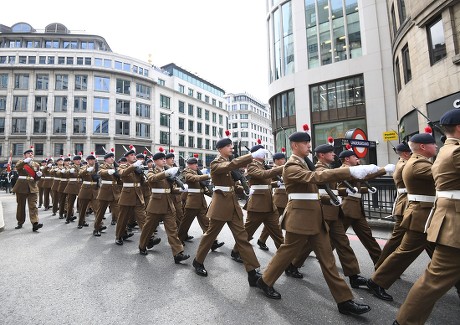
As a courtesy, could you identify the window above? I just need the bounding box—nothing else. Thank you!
[14,74,29,89]
[188,120,194,132]
[13,143,24,156]
[241,131,249,137]
[19,56,27,64]
[74,143,84,155]
[115,120,130,135]
[157,79,165,86]
[0,96,6,111]
[179,134,185,147]
[401,44,412,83]
[212,126,217,137]
[197,138,203,149]
[212,112,217,123]
[136,103,150,118]
[94,76,110,92]
[241,122,249,128]
[95,144,106,156]
[188,136,195,148]
[36,74,49,90]
[197,122,202,134]
[13,96,28,111]
[28,56,36,64]
[54,143,64,156]
[33,143,44,156]
[205,95,209,103]
[35,96,47,112]
[33,118,46,134]
[219,115,223,125]
[116,99,130,115]
[179,117,185,130]
[160,113,170,127]
[188,104,194,116]
[390,4,398,37]
[55,74,68,90]
[205,124,210,135]
[212,99,216,106]
[73,118,86,134]
[53,118,66,134]
[0,74,8,89]
[116,79,130,94]
[0,118,4,134]
[75,75,88,90]
[66,57,74,65]
[398,0,406,23]
[205,139,210,150]
[160,94,171,109]
[188,88,194,96]
[178,100,185,113]
[93,119,109,134]
[428,18,447,65]
[74,97,87,112]
[160,131,169,145]
[77,57,84,65]
[178,84,185,93]
[136,84,151,99]
[240,114,249,119]
[197,92,202,100]
[205,110,210,121]
[395,58,401,92]
[94,97,109,113]
[197,107,202,118]
[54,96,68,112]
[136,123,150,138]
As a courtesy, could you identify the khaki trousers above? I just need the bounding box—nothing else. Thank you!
[94,199,119,230]
[116,203,146,240]
[342,216,382,264]
[178,207,209,242]
[259,207,285,243]
[16,192,39,225]
[375,215,405,270]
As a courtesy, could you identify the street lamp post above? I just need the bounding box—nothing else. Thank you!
[168,111,174,152]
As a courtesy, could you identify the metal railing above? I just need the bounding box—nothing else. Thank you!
[361,176,396,221]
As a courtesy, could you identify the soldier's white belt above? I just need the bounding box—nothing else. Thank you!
[82,181,97,185]
[397,188,407,194]
[347,192,362,198]
[48,177,54,180]
[18,176,33,180]
[407,194,436,203]
[61,178,69,182]
[288,193,319,200]
[101,180,117,185]
[123,183,140,188]
[68,178,79,182]
[151,188,171,193]
[54,178,62,181]
[214,186,233,192]
[436,190,460,200]
[250,185,271,190]
[187,188,203,193]
[318,189,338,195]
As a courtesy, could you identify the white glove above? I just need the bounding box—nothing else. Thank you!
[384,164,395,174]
[86,167,94,172]
[249,188,255,196]
[69,168,75,173]
[276,180,283,187]
[165,166,179,176]
[107,169,116,175]
[251,148,268,160]
[36,171,43,177]
[349,165,378,179]
[47,163,53,168]
[335,196,343,205]
[180,183,189,192]
[133,160,143,167]
[24,158,32,163]
[346,187,359,195]
[60,168,67,173]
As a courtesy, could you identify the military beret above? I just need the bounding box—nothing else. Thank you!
[56,157,63,162]
[23,149,33,155]
[216,138,232,149]
[41,159,47,163]
[104,152,114,159]
[118,157,127,163]
[135,153,145,159]
[145,158,153,164]
[187,157,198,164]
[73,155,82,160]
[409,133,436,144]
[272,152,286,161]
[288,132,311,142]
[395,142,411,153]
[64,157,71,162]
[152,152,166,160]
[165,153,175,159]
[338,150,357,159]
[250,144,264,153]
[86,154,96,160]
[314,144,335,154]
[124,149,135,157]
[440,109,460,126]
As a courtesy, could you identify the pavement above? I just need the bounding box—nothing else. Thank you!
[0,191,458,325]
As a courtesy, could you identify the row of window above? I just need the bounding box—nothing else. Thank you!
[177,83,223,109]
[176,101,225,124]
[158,131,215,150]
[228,104,270,118]
[232,131,271,144]
[231,122,270,134]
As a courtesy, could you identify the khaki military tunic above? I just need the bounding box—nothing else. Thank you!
[13,159,40,225]
[94,162,121,230]
[77,164,100,227]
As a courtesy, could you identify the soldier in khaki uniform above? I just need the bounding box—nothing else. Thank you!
[41,158,54,211]
[256,131,380,315]
[115,148,146,245]
[230,143,284,263]
[338,150,386,265]
[57,157,71,219]
[37,159,47,208]
[77,154,100,229]
[396,109,460,324]
[13,147,43,231]
[177,156,224,251]
[165,152,187,233]
[51,157,64,216]
[64,155,82,224]
[139,151,189,264]
[375,142,411,269]
[93,151,120,236]
[192,134,264,287]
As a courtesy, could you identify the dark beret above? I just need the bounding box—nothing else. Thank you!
[395,142,411,153]
[440,109,460,126]
[272,152,286,161]
[41,159,47,163]
[338,150,357,159]
[135,153,145,159]
[64,157,71,162]
[145,158,153,164]
[124,149,135,157]
[409,133,436,144]
[23,149,33,155]
[118,157,127,163]
[72,155,82,160]
[104,152,115,159]
[187,157,198,164]
[86,154,96,160]
[152,152,166,160]
[56,157,63,162]
[314,144,335,154]
[216,137,232,149]
[165,153,175,159]
[288,132,311,142]
[250,145,264,153]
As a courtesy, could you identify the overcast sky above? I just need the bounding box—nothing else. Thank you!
[3,0,269,102]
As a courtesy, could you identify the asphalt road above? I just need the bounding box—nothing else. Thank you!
[0,192,458,325]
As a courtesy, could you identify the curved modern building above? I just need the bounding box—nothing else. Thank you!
[0,22,228,167]
[266,0,398,164]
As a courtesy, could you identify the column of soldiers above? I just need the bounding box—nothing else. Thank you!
[12,109,460,323]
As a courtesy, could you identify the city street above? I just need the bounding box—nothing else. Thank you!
[0,192,458,325]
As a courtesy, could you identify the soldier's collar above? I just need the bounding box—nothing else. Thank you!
[291,154,307,166]
[217,154,229,161]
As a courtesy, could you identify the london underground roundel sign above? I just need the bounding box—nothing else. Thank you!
[344,128,369,159]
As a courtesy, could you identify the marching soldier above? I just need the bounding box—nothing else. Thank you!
[93,150,120,236]
[165,151,187,234]
[177,156,224,251]
[13,147,43,232]
[37,159,47,208]
[192,132,264,287]
[396,109,460,324]
[375,142,412,269]
[77,153,100,229]
[138,151,189,264]
[64,154,83,224]
[41,158,54,211]
[256,129,380,315]
[51,157,63,216]
[230,142,284,263]
[57,156,71,219]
